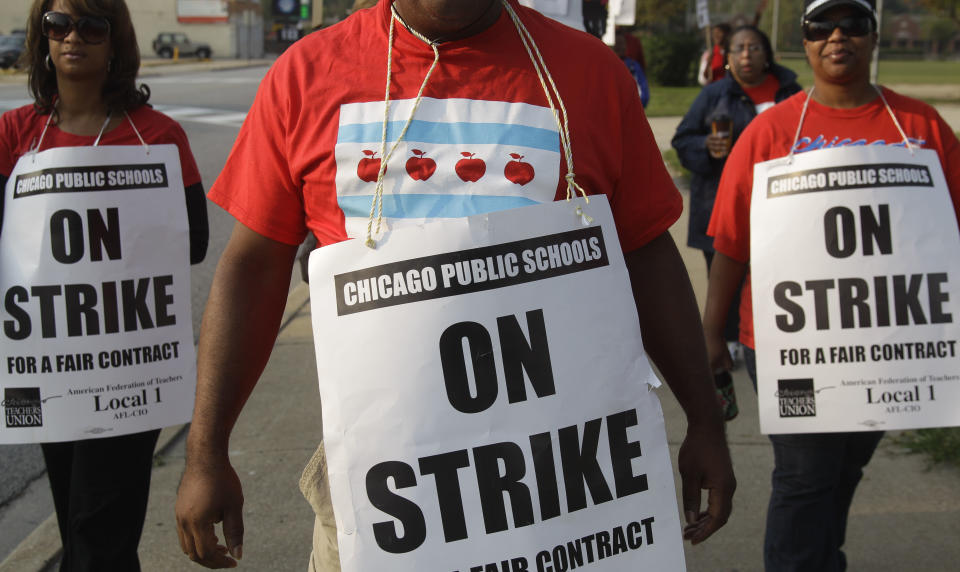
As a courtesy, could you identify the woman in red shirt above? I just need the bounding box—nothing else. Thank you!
[1,1,207,569]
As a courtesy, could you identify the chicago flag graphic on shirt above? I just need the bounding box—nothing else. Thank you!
[334,97,561,238]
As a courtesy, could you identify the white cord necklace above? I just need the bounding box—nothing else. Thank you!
[32,103,149,161]
[788,84,915,163]
[365,0,589,248]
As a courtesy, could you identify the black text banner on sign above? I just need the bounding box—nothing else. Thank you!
[334,226,609,315]
[0,145,196,444]
[13,163,170,197]
[750,146,960,434]
[309,197,686,571]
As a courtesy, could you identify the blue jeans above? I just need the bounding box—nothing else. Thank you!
[744,347,884,572]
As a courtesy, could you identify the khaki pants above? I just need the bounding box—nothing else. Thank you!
[300,442,340,571]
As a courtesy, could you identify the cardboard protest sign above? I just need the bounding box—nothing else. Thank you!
[751,145,960,434]
[308,196,685,571]
[0,145,196,443]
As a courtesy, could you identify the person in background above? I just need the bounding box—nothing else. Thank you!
[698,23,730,86]
[582,0,608,39]
[614,28,650,108]
[698,1,768,86]
[619,25,645,70]
[672,25,801,419]
[704,0,960,569]
[0,0,208,569]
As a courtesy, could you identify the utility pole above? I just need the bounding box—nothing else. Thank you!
[870,0,884,84]
[771,0,780,56]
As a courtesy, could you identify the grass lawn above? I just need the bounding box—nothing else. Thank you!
[645,86,701,118]
[779,57,960,89]
[645,58,960,117]
[894,428,960,469]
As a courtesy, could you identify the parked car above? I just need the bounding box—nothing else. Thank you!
[151,32,212,59]
[0,34,25,70]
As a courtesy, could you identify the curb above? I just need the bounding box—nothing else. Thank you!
[0,282,311,572]
[0,58,274,85]
[0,515,59,572]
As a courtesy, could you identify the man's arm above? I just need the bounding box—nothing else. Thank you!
[624,231,736,544]
[175,222,299,569]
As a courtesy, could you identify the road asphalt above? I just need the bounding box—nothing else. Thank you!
[1,58,959,571]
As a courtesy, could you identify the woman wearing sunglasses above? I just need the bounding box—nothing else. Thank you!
[704,0,960,570]
[0,1,208,570]
[672,25,802,421]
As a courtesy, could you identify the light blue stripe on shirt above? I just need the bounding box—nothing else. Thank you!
[338,120,560,153]
[338,194,542,219]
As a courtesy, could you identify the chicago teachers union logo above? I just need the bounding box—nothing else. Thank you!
[4,387,44,428]
[777,378,817,418]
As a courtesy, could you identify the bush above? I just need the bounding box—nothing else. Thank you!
[879,47,927,60]
[894,427,960,468]
[644,33,703,87]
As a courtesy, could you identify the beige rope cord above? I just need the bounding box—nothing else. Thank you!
[500,0,588,206]
[788,85,915,163]
[32,104,149,163]
[365,5,440,248]
[364,0,590,248]
[872,85,916,154]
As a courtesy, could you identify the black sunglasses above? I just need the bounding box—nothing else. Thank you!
[42,11,111,45]
[803,16,872,42]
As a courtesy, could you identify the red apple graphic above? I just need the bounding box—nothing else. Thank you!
[357,150,382,182]
[455,152,486,182]
[504,153,535,186]
[405,149,437,181]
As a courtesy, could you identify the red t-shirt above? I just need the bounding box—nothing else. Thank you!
[708,88,960,348]
[742,74,780,113]
[709,45,726,83]
[209,0,680,252]
[0,104,201,186]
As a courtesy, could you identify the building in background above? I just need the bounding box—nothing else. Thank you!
[0,0,268,59]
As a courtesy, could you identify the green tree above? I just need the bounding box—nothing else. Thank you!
[634,0,687,31]
[930,18,958,55]
[919,0,960,26]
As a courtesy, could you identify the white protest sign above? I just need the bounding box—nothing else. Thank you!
[696,0,710,29]
[518,0,585,31]
[614,0,637,26]
[308,197,685,571]
[519,0,570,17]
[0,145,196,443]
[751,145,960,434]
[601,0,637,45]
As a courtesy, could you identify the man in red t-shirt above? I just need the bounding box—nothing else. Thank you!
[174,1,735,568]
[705,0,960,570]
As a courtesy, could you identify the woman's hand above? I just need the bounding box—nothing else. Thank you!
[706,133,731,159]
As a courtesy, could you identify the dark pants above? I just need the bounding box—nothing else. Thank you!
[582,1,607,39]
[744,348,883,572]
[41,429,160,572]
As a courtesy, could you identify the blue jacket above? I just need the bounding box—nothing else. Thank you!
[671,64,801,251]
[623,57,650,108]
